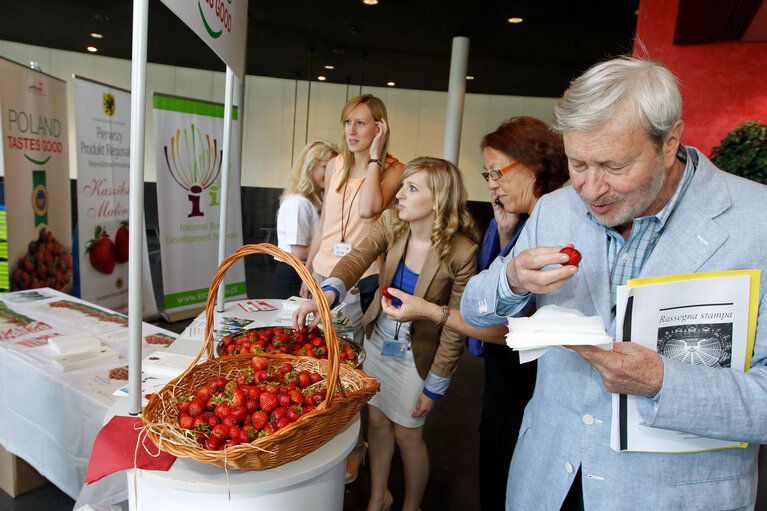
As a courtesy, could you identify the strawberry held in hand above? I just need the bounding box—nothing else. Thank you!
[559,246,582,266]
[86,225,116,274]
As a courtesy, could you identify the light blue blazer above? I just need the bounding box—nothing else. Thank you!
[461,148,767,510]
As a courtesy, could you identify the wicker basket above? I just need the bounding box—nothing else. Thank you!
[141,243,379,470]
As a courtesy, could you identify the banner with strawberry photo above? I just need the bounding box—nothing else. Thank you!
[73,77,157,316]
[0,57,73,294]
[152,93,246,315]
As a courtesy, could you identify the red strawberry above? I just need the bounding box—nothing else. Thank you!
[179,415,194,429]
[207,376,228,393]
[86,225,116,274]
[230,406,247,423]
[251,411,269,430]
[245,399,259,413]
[310,372,323,384]
[212,424,229,442]
[114,221,129,263]
[252,356,269,371]
[287,406,302,422]
[559,246,582,266]
[214,403,232,419]
[274,416,291,430]
[187,399,205,417]
[259,392,279,413]
[204,437,222,451]
[230,389,246,408]
[382,286,392,299]
[278,394,292,408]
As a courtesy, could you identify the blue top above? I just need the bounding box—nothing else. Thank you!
[467,215,526,356]
[388,258,418,307]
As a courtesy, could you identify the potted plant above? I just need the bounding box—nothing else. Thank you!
[710,120,767,184]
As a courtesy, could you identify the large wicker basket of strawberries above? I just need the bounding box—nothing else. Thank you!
[141,244,379,470]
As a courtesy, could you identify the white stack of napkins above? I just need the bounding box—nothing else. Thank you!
[506,305,613,363]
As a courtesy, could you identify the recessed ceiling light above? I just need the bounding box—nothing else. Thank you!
[363,0,379,4]
[318,75,327,81]
[90,33,103,39]
[466,75,475,80]
[324,65,335,70]
[507,17,524,24]
[387,81,395,87]
[87,46,98,53]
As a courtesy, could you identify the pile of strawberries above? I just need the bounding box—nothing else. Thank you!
[216,327,359,367]
[10,228,72,291]
[176,356,327,451]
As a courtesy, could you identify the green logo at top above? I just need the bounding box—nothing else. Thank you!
[198,0,234,39]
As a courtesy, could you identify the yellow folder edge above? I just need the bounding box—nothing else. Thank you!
[626,269,761,452]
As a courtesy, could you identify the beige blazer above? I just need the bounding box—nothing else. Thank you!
[329,209,478,379]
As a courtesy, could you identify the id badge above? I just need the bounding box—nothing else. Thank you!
[333,241,352,257]
[381,339,407,358]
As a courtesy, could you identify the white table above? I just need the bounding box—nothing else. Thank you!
[0,288,177,501]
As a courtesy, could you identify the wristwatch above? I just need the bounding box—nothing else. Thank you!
[368,158,383,167]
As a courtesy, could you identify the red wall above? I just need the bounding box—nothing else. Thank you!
[636,0,767,155]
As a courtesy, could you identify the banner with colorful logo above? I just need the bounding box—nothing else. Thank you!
[73,76,158,316]
[160,0,248,80]
[0,57,72,294]
[152,93,246,314]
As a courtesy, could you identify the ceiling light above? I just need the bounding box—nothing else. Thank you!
[318,75,327,81]
[466,75,475,80]
[87,46,98,53]
[507,17,524,24]
[363,0,379,4]
[324,65,335,70]
[90,33,103,39]
[387,81,395,87]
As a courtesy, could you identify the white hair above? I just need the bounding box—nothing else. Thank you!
[552,57,682,148]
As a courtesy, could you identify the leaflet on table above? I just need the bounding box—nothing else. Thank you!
[114,376,174,407]
[610,270,759,453]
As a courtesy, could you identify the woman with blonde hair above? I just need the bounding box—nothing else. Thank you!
[295,157,479,511]
[301,94,404,315]
[273,139,338,298]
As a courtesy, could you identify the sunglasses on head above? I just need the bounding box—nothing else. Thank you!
[481,161,519,181]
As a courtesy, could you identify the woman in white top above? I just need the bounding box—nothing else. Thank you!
[274,139,338,299]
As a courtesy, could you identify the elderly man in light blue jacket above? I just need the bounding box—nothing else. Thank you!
[461,56,767,511]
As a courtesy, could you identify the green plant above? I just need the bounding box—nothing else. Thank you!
[710,120,767,184]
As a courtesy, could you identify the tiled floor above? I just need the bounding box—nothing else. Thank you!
[1,264,766,510]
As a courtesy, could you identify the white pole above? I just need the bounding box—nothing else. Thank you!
[216,66,235,312]
[443,36,470,165]
[128,0,149,416]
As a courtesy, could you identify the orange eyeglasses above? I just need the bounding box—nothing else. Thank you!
[481,161,519,181]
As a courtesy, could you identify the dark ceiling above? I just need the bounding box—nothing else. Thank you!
[2,1,644,97]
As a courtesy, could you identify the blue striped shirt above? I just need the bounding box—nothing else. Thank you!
[601,147,696,306]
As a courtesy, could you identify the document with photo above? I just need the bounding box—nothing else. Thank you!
[611,270,760,453]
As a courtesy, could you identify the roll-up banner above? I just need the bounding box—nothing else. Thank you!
[152,93,246,315]
[73,76,158,317]
[0,57,72,294]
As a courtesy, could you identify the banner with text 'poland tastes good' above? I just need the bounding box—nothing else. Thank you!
[152,93,246,314]
[73,77,157,315]
[0,57,72,294]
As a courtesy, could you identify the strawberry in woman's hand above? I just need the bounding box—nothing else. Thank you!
[559,247,582,266]
[382,286,392,299]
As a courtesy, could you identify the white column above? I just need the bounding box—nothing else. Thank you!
[127,0,149,416]
[443,36,470,165]
[216,67,236,312]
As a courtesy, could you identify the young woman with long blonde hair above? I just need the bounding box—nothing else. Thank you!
[295,157,479,511]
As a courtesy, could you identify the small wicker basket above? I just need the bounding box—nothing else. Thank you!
[141,244,379,470]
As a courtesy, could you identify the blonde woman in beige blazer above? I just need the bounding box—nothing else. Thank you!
[295,157,478,511]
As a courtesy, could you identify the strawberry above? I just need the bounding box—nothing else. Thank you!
[228,425,242,441]
[204,437,222,451]
[214,403,232,419]
[245,398,259,413]
[278,394,292,408]
[287,406,302,422]
[251,411,269,430]
[382,286,392,299]
[187,399,205,417]
[251,356,269,371]
[259,392,279,413]
[231,406,247,423]
[86,225,116,274]
[230,389,246,408]
[274,416,291,430]
[310,372,323,384]
[207,376,228,394]
[559,246,582,266]
[114,221,129,263]
[179,415,194,429]
[212,424,229,442]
